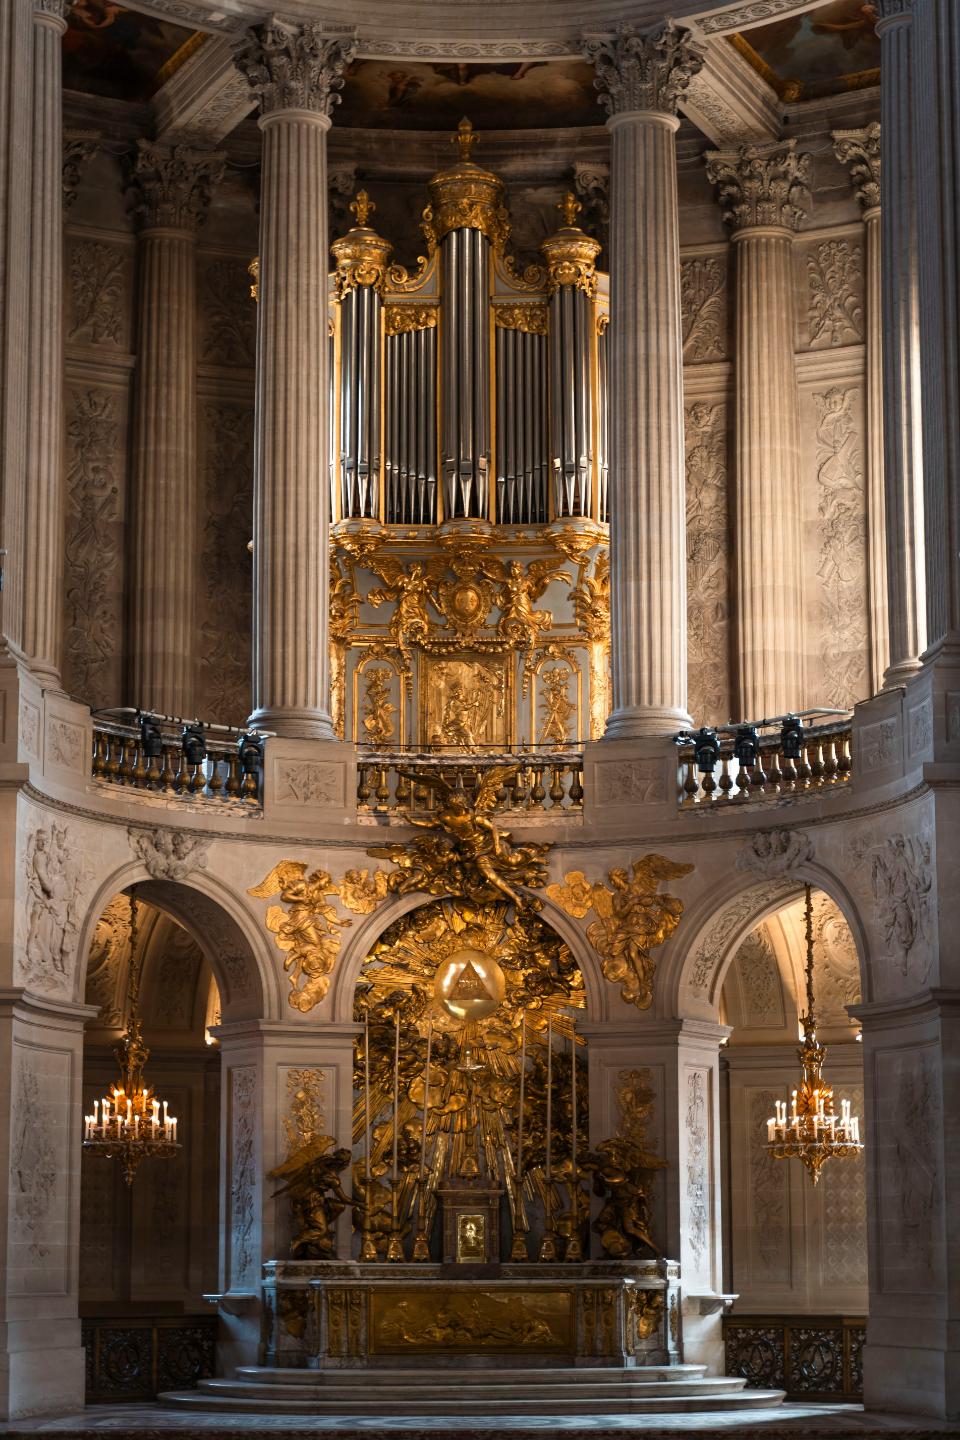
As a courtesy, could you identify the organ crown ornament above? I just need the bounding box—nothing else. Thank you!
[765,885,863,1185]
[234,20,357,118]
[125,139,225,232]
[705,141,812,234]
[332,189,394,298]
[540,191,602,297]
[582,20,705,119]
[422,117,510,252]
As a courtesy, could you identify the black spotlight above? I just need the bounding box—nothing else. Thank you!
[733,724,759,768]
[694,727,720,774]
[182,724,207,766]
[781,713,805,761]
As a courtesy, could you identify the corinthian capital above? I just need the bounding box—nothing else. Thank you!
[63,130,99,212]
[874,0,914,20]
[833,123,881,213]
[126,140,225,232]
[234,20,357,118]
[582,20,705,118]
[705,141,812,233]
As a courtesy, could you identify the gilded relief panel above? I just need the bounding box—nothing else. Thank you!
[421,653,511,749]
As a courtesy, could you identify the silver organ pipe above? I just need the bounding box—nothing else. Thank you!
[441,226,491,518]
[385,314,438,525]
[542,196,601,519]
[598,318,610,523]
[495,315,548,524]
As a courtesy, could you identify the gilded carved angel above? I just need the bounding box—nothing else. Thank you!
[248,860,350,1012]
[496,558,569,651]
[369,766,549,910]
[269,1135,353,1259]
[367,556,444,662]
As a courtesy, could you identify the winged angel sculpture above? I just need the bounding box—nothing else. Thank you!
[547,855,694,1009]
[369,767,549,910]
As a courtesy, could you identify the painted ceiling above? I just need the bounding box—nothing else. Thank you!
[63,0,199,102]
[733,0,879,102]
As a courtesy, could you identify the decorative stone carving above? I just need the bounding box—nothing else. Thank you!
[731,926,784,1028]
[67,240,126,347]
[21,825,84,992]
[198,258,256,367]
[583,20,705,117]
[681,259,726,362]
[705,142,812,233]
[851,831,933,978]
[814,386,868,708]
[811,894,861,1021]
[908,700,933,755]
[572,161,609,255]
[700,0,832,30]
[63,387,123,707]
[820,1083,867,1287]
[234,21,357,117]
[11,1055,58,1263]
[832,124,881,213]
[859,716,900,769]
[736,828,813,879]
[47,717,83,770]
[128,826,211,882]
[688,879,797,993]
[276,761,343,806]
[806,242,864,348]
[229,1067,257,1287]
[685,400,729,723]
[685,1070,708,1269]
[748,1088,789,1281]
[198,401,253,723]
[881,1050,941,1283]
[19,699,40,760]
[85,894,128,1029]
[360,665,397,747]
[62,130,99,212]
[125,140,225,232]
[595,759,666,805]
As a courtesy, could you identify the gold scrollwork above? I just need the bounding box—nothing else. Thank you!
[361,664,397,747]
[384,304,438,336]
[494,303,548,336]
[248,861,389,1012]
[541,197,602,298]
[547,855,694,1010]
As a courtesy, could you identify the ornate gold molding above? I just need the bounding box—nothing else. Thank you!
[331,191,394,298]
[384,304,438,336]
[422,119,511,252]
[494,303,548,336]
[540,194,601,298]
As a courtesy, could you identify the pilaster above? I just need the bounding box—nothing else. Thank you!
[126,140,224,717]
[235,20,356,739]
[705,141,811,720]
[582,21,704,737]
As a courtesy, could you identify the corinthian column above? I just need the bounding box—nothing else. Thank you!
[833,124,888,693]
[126,141,224,716]
[582,21,704,737]
[705,142,811,720]
[235,21,356,739]
[21,0,69,684]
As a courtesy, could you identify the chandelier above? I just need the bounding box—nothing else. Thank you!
[83,891,180,1184]
[765,884,862,1185]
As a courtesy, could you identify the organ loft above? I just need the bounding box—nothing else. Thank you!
[0,0,959,1430]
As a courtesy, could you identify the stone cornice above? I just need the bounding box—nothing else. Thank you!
[234,20,357,118]
[125,139,225,232]
[833,123,881,214]
[704,139,812,233]
[582,20,705,119]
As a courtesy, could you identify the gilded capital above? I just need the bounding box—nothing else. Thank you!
[705,141,812,234]
[582,20,705,118]
[234,20,357,118]
[125,140,225,232]
[833,124,881,213]
[540,193,601,297]
[331,190,394,298]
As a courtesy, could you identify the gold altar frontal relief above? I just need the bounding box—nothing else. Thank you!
[457,1213,486,1262]
[370,1288,573,1355]
[421,654,511,749]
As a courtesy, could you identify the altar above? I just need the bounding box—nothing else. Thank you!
[262,1259,681,1369]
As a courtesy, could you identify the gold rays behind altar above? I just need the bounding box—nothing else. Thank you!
[352,897,589,1261]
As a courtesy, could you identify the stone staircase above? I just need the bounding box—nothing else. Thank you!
[161,1363,785,1416]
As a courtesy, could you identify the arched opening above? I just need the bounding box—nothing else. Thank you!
[717,889,866,1399]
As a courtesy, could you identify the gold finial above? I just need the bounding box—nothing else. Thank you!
[453,116,478,163]
[557,192,582,228]
[350,189,374,228]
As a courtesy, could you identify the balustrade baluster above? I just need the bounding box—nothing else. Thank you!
[375,765,390,807]
[117,736,135,785]
[357,763,373,807]
[92,732,107,779]
[681,756,699,806]
[569,764,584,806]
[395,770,411,809]
[765,744,782,792]
[718,753,734,799]
[808,736,825,788]
[797,742,812,790]
[225,754,242,797]
[131,739,147,787]
[823,737,839,784]
[549,764,565,808]
[837,730,852,779]
[206,757,224,797]
[529,765,546,809]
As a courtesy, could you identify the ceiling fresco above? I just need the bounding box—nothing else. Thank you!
[335,59,605,131]
[733,0,879,101]
[63,0,201,102]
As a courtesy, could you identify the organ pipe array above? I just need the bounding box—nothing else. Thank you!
[329,121,609,529]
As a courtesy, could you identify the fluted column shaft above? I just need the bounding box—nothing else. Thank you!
[583,21,704,737]
[21,0,68,685]
[877,8,927,685]
[706,143,811,720]
[236,22,356,739]
[834,124,890,692]
[911,0,960,652]
[127,142,223,717]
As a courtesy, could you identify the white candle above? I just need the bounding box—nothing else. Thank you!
[364,1016,372,1188]
[419,1018,432,1195]
[545,1017,553,1188]
[767,1118,775,1143]
[516,1018,526,1189]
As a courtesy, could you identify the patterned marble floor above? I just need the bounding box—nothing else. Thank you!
[1,1403,958,1437]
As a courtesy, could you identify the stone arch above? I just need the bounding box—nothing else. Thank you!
[74,863,275,1023]
[330,890,607,1025]
[663,860,871,1021]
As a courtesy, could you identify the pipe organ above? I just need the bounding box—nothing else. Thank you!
[326,121,612,752]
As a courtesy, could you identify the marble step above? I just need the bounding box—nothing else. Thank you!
[234,1364,712,1387]
[191,1377,752,1404]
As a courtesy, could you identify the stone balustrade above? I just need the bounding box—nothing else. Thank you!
[356,751,585,818]
[90,712,262,805]
[676,718,853,809]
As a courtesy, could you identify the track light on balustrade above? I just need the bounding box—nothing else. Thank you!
[780,714,805,762]
[83,891,181,1185]
[765,884,862,1185]
[733,724,759,770]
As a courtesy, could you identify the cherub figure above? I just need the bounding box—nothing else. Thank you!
[496,558,569,652]
[248,861,351,1011]
[369,767,549,910]
[269,1135,353,1259]
[368,557,442,665]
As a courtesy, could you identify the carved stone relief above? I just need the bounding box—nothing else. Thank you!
[198,255,256,367]
[198,401,253,724]
[84,894,129,1029]
[810,893,861,1023]
[736,828,812,880]
[276,761,344,807]
[152,923,205,1030]
[879,1050,942,1288]
[813,386,868,710]
[748,1087,789,1282]
[820,1083,867,1289]
[229,1066,258,1288]
[11,1051,62,1286]
[47,718,84,770]
[685,1070,708,1271]
[730,925,785,1029]
[688,878,797,995]
[128,826,211,882]
[859,717,900,770]
[848,829,933,984]
[66,238,130,348]
[681,259,727,363]
[805,241,864,350]
[685,400,729,724]
[18,824,85,997]
[594,759,666,806]
[63,386,125,707]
